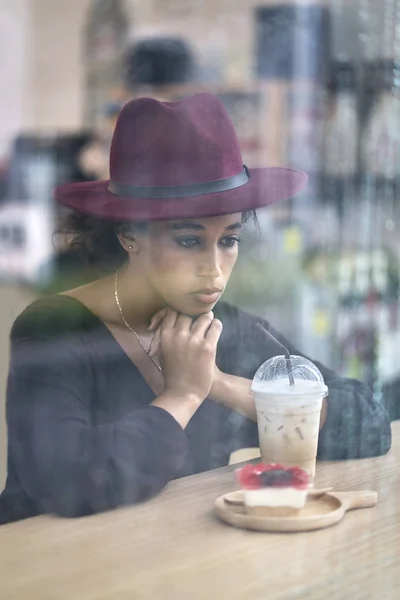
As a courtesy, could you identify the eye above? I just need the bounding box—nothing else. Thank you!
[220,236,241,248]
[176,236,200,248]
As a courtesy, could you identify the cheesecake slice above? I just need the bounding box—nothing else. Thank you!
[236,463,311,517]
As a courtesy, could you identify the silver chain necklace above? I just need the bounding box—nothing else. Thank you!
[114,270,162,371]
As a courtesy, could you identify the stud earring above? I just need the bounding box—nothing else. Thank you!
[128,245,133,250]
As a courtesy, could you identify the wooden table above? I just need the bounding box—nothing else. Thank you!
[1,422,399,600]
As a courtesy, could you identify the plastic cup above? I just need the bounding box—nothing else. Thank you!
[251,355,328,477]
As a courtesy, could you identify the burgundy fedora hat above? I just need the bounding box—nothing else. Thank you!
[55,93,307,220]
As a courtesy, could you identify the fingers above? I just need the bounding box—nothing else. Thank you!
[160,308,178,331]
[148,307,168,356]
[205,319,223,347]
[175,313,194,332]
[148,327,161,358]
[149,311,214,357]
[151,310,221,359]
[191,312,214,337]
[149,308,167,331]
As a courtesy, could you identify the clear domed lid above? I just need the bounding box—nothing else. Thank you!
[251,355,328,396]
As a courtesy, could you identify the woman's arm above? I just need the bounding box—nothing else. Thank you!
[262,322,391,459]
[214,306,391,460]
[7,310,221,519]
[7,336,188,518]
[209,368,256,420]
[149,304,391,459]
[209,367,328,429]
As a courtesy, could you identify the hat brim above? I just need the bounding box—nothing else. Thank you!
[55,167,307,221]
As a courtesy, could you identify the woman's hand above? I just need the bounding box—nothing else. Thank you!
[148,308,167,358]
[156,308,222,403]
[149,308,224,400]
[149,309,223,393]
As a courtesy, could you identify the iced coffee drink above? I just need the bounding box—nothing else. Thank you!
[251,356,328,477]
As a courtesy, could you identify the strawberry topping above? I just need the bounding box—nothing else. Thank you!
[236,463,310,490]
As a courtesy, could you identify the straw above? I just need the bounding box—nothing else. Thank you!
[256,322,295,386]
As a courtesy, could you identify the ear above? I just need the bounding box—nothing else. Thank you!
[117,231,140,253]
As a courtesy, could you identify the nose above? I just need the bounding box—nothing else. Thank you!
[197,247,222,278]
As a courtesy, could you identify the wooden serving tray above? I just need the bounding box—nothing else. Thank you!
[215,489,378,533]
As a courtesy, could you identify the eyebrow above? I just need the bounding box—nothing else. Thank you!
[170,222,242,232]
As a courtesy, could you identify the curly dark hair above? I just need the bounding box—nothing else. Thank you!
[57,212,146,273]
[56,209,257,274]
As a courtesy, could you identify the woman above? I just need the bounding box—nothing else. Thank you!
[0,94,391,523]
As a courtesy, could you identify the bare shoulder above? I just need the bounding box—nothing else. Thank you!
[61,276,106,301]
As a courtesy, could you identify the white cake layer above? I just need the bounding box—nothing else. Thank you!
[244,488,307,509]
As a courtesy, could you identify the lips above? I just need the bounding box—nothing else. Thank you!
[193,288,222,295]
[191,287,223,304]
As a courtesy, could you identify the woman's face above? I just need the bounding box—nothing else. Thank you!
[134,213,242,316]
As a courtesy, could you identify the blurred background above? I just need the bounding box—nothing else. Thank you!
[1,0,400,486]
